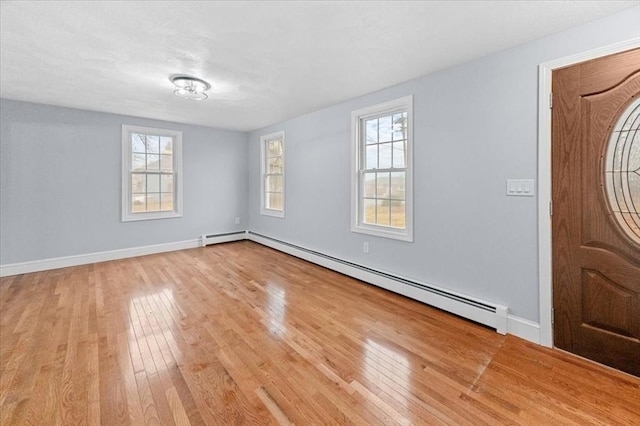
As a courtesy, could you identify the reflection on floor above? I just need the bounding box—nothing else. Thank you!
[1,241,638,425]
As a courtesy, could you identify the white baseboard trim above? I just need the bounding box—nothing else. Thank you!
[0,232,246,277]
[507,314,541,344]
[0,239,200,277]
[246,232,514,335]
[0,229,541,345]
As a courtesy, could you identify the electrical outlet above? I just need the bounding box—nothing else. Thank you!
[235,216,240,224]
[363,242,369,253]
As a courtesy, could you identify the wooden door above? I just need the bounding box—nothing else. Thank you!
[552,48,640,377]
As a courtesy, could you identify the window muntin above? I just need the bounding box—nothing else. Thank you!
[122,125,182,221]
[261,131,285,217]
[352,96,413,241]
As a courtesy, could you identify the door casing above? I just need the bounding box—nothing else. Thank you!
[537,37,640,348]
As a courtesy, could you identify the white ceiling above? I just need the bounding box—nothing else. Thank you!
[1,1,638,131]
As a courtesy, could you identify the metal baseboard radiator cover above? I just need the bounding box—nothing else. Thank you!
[245,231,508,334]
[201,231,247,247]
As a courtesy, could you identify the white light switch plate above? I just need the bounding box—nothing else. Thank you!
[506,179,535,197]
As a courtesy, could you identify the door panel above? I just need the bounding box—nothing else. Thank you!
[552,48,640,376]
[581,269,639,338]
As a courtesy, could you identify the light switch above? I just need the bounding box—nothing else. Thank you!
[506,179,535,197]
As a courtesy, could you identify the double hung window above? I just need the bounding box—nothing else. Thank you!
[260,131,285,217]
[351,96,413,241]
[122,125,182,221]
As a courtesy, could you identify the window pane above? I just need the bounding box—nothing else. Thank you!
[365,145,377,169]
[390,200,406,229]
[147,154,160,171]
[268,139,283,157]
[390,172,405,200]
[267,157,282,174]
[379,115,392,142]
[146,135,160,154]
[266,175,282,192]
[160,193,174,212]
[392,112,407,141]
[146,193,160,212]
[266,192,283,210]
[379,143,392,169]
[132,153,146,171]
[364,173,376,198]
[160,154,173,171]
[608,132,626,171]
[365,119,378,144]
[628,172,640,211]
[376,199,390,226]
[376,172,390,199]
[393,142,406,168]
[132,173,145,194]
[604,99,640,244]
[630,131,640,170]
[132,133,146,153]
[147,174,160,192]
[161,174,173,192]
[363,198,376,225]
[160,137,173,154]
[620,105,640,131]
[132,194,146,212]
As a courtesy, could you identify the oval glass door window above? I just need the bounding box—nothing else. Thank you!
[604,97,640,245]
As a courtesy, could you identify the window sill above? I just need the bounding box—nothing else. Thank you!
[351,224,413,242]
[260,209,285,218]
[122,211,182,222]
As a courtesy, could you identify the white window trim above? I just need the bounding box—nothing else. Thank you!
[351,95,414,242]
[260,130,285,218]
[121,124,183,222]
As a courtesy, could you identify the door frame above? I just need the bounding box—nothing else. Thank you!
[537,37,640,348]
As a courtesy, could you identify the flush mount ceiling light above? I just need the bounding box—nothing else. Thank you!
[169,75,211,100]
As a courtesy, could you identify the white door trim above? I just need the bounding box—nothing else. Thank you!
[537,37,640,348]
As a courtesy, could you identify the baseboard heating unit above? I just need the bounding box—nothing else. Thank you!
[1,229,512,337]
[245,231,509,334]
[200,231,247,247]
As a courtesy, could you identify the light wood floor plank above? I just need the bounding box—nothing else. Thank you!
[1,241,639,425]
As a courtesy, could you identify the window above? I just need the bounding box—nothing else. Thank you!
[604,97,640,245]
[122,125,182,222]
[351,96,413,241]
[260,131,285,218]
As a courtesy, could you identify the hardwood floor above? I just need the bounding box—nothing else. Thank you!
[1,241,638,425]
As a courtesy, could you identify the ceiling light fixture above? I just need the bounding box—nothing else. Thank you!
[169,75,211,101]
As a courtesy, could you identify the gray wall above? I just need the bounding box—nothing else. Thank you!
[1,99,248,264]
[1,6,638,322]
[247,6,640,322]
